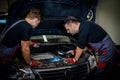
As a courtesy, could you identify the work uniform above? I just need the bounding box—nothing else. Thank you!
[0,19,33,64]
[0,19,33,79]
[77,21,117,80]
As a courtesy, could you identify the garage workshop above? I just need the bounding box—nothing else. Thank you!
[0,0,120,80]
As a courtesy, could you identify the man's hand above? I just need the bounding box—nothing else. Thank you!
[30,60,41,67]
[65,58,76,64]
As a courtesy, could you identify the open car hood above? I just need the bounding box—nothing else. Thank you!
[8,0,96,35]
[5,1,98,79]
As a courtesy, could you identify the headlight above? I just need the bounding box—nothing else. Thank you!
[88,55,97,70]
[16,67,36,80]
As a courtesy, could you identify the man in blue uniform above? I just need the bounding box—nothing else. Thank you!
[0,8,42,79]
[64,16,116,80]
[0,8,41,67]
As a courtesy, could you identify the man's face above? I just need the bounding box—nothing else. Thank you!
[31,18,40,29]
[64,22,78,35]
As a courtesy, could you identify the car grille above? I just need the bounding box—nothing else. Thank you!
[34,62,89,80]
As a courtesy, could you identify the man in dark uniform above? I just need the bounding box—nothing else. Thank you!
[64,16,116,80]
[0,8,42,66]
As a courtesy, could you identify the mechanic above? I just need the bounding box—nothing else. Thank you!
[64,16,117,80]
[0,8,42,67]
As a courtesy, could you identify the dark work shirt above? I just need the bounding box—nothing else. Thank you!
[2,20,33,47]
[78,21,107,49]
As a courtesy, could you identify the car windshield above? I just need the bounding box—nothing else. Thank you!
[30,35,71,43]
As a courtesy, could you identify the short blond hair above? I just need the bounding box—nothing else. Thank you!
[26,8,41,20]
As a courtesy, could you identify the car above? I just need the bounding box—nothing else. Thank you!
[1,0,98,80]
[9,35,97,80]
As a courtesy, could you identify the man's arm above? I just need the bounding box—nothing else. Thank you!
[74,46,83,61]
[21,40,31,65]
[65,46,83,64]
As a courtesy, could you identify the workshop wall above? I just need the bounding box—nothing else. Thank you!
[0,0,16,12]
[96,0,120,45]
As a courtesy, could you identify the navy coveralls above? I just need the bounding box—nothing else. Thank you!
[0,19,32,64]
[0,20,33,79]
[77,21,116,80]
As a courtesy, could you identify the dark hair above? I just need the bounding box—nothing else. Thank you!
[26,8,42,20]
[64,16,79,24]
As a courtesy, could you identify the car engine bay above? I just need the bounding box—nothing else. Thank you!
[8,43,97,80]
